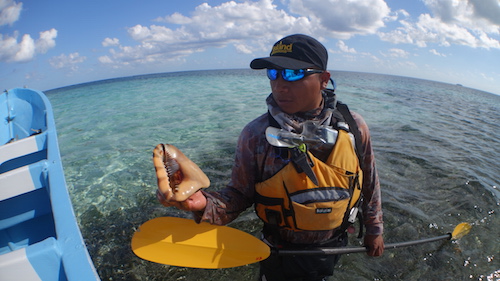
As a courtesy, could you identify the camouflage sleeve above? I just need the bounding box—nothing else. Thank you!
[351,111,384,236]
[194,118,263,225]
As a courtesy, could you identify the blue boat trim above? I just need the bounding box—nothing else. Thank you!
[0,88,100,280]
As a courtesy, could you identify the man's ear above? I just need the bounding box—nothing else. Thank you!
[320,71,331,89]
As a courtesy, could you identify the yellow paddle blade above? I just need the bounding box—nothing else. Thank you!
[131,217,271,269]
[451,222,472,240]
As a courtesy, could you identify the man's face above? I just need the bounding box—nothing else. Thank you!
[270,71,330,114]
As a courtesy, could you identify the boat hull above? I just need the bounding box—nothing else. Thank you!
[0,88,100,280]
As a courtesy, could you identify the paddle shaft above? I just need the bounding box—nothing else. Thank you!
[132,217,471,268]
[274,233,452,255]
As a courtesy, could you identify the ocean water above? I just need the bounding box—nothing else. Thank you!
[45,70,499,281]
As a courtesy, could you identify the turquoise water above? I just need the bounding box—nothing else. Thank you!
[46,70,499,280]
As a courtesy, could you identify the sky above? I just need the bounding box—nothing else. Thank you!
[1,0,499,95]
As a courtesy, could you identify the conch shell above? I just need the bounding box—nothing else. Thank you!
[153,144,210,202]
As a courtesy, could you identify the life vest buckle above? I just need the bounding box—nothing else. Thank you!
[290,146,319,186]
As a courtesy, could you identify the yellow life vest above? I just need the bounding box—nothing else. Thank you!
[255,130,363,232]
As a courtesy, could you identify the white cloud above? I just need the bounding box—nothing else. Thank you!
[0,33,15,60]
[35,28,57,53]
[429,49,446,57]
[234,43,253,54]
[0,0,22,26]
[1,1,57,63]
[101,0,305,66]
[469,0,500,26]
[0,28,57,62]
[98,55,113,64]
[100,0,393,67]
[287,0,391,38]
[425,0,500,27]
[379,0,500,49]
[387,48,409,58]
[102,37,120,47]
[12,33,34,62]
[155,12,192,25]
[49,52,86,71]
[391,9,410,20]
[337,40,357,53]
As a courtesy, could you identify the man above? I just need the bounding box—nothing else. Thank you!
[158,34,384,280]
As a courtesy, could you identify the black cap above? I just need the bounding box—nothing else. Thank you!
[250,34,328,70]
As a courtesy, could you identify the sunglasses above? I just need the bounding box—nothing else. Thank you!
[267,68,324,82]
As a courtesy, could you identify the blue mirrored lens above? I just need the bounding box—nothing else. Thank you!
[267,69,306,81]
[267,69,278,80]
[282,69,305,82]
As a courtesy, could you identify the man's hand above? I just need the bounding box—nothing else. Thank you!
[156,189,207,212]
[364,234,384,257]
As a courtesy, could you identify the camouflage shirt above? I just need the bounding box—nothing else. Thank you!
[195,93,383,244]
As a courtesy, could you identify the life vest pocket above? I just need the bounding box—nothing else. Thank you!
[324,165,356,191]
[289,188,350,231]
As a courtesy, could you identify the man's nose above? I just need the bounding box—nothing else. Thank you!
[271,76,289,92]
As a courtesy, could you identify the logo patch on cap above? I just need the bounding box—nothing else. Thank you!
[250,34,328,70]
[271,41,293,55]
